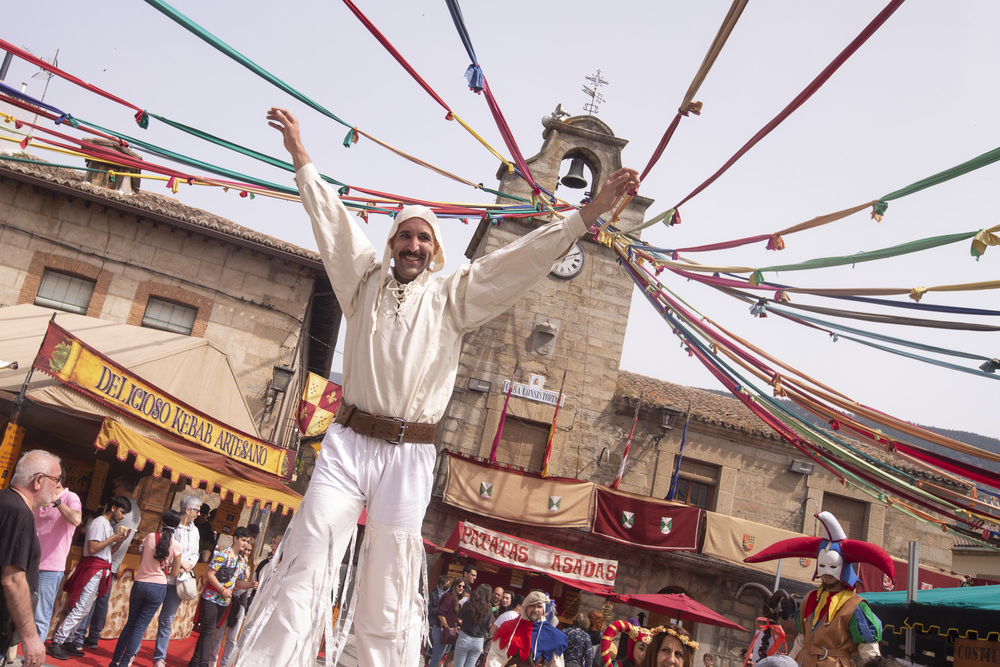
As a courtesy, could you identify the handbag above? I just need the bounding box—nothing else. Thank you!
[215,565,236,584]
[176,571,198,601]
[441,626,459,645]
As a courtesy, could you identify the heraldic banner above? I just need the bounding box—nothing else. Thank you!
[591,487,702,551]
[32,319,292,479]
[702,512,815,584]
[296,372,342,438]
[443,451,594,529]
[448,520,617,595]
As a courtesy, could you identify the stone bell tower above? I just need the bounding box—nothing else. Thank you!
[437,109,654,480]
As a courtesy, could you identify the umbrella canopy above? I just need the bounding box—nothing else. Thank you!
[614,593,748,632]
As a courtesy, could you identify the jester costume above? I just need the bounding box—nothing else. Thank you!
[744,512,893,667]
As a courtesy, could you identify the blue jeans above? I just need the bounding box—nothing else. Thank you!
[154,584,183,662]
[453,632,484,667]
[33,570,64,641]
[110,581,167,667]
[72,584,110,646]
[428,625,451,667]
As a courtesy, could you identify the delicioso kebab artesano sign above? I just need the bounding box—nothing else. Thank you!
[32,319,292,479]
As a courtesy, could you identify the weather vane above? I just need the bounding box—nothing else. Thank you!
[582,69,608,115]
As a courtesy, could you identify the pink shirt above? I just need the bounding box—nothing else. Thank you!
[134,531,182,584]
[33,489,82,571]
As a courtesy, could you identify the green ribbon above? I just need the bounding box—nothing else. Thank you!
[757,229,981,275]
[343,128,356,148]
[144,0,353,130]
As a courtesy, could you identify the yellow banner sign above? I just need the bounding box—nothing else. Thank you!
[32,320,291,479]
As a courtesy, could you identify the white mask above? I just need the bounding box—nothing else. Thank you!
[816,547,844,581]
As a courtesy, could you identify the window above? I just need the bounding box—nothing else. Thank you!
[141,297,197,335]
[494,418,549,470]
[822,493,866,540]
[34,270,96,314]
[675,478,713,508]
[671,459,718,510]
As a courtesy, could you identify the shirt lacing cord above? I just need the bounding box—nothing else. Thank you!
[385,280,411,321]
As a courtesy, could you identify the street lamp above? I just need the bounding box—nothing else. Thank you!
[264,363,296,415]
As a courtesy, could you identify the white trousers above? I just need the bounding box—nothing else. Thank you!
[232,424,436,667]
[52,572,101,645]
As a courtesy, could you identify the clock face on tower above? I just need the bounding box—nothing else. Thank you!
[550,242,585,279]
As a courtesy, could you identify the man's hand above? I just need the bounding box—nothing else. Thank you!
[579,167,641,226]
[266,108,312,172]
[22,634,45,667]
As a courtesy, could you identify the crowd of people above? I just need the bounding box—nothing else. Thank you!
[0,450,272,667]
[423,570,607,667]
[0,456,891,667]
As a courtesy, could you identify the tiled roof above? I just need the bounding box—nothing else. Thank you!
[615,369,780,439]
[0,152,320,263]
[615,370,971,489]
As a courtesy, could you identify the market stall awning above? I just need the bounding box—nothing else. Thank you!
[445,520,617,596]
[95,418,300,514]
[613,593,748,631]
[864,584,1000,641]
[0,304,260,436]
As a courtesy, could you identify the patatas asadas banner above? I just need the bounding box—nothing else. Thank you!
[32,320,292,479]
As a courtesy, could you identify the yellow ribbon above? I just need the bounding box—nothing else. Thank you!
[448,112,514,173]
[972,227,1000,256]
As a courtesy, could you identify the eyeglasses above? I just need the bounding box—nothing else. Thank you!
[35,473,61,484]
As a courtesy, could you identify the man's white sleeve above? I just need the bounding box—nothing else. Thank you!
[295,163,379,318]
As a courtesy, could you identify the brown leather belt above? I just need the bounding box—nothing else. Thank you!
[334,402,437,444]
[805,646,852,660]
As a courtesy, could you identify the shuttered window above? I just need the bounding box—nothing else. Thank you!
[495,418,549,470]
[34,270,95,314]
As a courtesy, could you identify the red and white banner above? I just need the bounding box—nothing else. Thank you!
[447,520,617,594]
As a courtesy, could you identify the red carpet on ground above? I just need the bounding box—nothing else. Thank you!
[38,632,200,667]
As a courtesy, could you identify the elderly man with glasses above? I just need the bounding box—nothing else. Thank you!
[1,450,63,667]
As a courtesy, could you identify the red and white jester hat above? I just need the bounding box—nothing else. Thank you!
[600,620,698,667]
[744,511,894,589]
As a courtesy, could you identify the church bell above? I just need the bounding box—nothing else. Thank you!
[560,158,588,189]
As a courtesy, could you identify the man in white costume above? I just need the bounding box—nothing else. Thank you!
[233,108,640,667]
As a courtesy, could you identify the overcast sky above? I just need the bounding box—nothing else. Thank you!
[4,1,998,440]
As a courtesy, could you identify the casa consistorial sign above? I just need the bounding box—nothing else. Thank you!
[502,380,566,407]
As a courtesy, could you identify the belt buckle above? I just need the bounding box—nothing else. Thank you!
[387,417,407,445]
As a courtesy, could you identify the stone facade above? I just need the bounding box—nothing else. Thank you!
[0,156,330,446]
